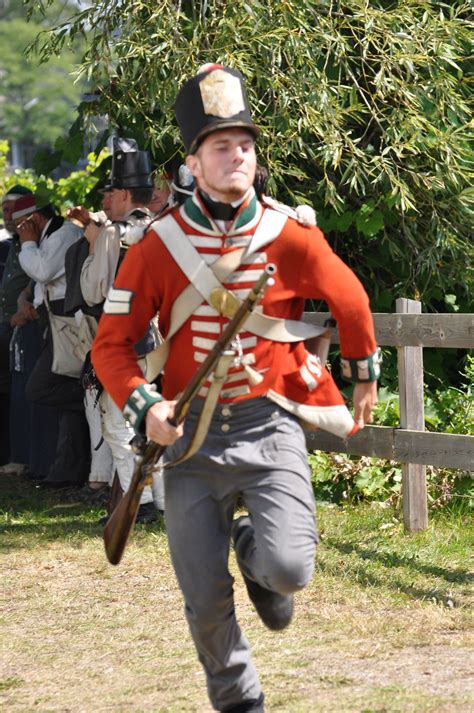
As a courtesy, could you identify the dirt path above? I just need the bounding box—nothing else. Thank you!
[2,534,472,712]
[1,473,472,712]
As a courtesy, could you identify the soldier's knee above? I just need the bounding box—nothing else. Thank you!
[265,556,314,594]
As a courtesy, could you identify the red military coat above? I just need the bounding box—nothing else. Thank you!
[92,189,379,438]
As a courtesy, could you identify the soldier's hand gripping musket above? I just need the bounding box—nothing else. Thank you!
[103,264,276,565]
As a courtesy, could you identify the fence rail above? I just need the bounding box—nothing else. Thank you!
[303,304,474,532]
[304,312,474,348]
[306,426,473,470]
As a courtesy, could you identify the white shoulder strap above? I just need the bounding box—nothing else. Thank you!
[243,208,288,258]
[152,214,223,301]
[153,208,289,299]
[144,210,326,381]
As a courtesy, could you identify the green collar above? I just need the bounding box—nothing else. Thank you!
[181,189,259,235]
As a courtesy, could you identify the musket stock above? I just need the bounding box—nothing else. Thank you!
[103,440,165,565]
[103,264,277,565]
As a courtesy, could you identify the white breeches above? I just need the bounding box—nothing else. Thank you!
[99,390,165,506]
[84,386,114,484]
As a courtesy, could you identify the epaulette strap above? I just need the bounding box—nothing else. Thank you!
[341,348,382,382]
[262,195,316,227]
[261,195,297,219]
[123,383,164,434]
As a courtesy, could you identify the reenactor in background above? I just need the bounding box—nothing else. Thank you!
[0,185,33,469]
[78,139,163,522]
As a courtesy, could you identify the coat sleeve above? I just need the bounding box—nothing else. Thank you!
[278,221,378,368]
[19,222,82,284]
[80,225,121,306]
[92,234,162,411]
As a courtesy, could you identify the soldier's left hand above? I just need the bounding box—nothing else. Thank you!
[353,381,378,428]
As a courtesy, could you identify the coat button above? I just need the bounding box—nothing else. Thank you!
[221,423,230,433]
[221,407,231,417]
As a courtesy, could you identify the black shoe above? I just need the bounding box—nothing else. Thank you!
[222,693,265,712]
[69,484,110,506]
[231,516,293,631]
[135,502,160,524]
[99,503,163,527]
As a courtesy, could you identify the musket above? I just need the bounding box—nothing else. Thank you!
[103,263,277,565]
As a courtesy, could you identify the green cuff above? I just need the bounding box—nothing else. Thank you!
[123,383,164,434]
[341,347,381,383]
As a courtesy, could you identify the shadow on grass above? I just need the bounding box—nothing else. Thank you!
[317,540,471,606]
[0,514,167,552]
[0,473,166,552]
[325,539,471,584]
[0,517,106,545]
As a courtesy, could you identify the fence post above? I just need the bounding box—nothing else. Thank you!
[396,298,428,531]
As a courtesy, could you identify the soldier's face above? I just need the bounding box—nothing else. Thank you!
[149,179,170,214]
[107,188,128,221]
[186,128,256,203]
[101,190,113,218]
[2,200,16,234]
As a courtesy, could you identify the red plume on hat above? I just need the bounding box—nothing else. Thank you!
[11,194,37,221]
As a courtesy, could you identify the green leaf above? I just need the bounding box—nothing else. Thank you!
[355,207,385,237]
[335,211,354,232]
[32,148,62,175]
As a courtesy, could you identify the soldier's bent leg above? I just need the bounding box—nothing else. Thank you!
[238,462,317,595]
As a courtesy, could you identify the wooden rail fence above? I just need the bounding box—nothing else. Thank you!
[302,301,474,532]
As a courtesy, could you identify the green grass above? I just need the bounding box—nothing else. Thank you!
[1,473,472,712]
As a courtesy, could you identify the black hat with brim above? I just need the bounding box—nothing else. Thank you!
[175,64,259,154]
[103,138,153,190]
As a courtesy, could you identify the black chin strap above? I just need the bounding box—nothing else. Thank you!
[199,191,238,221]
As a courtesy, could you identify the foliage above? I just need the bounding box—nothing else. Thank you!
[23,0,473,316]
[309,449,473,510]
[0,141,8,185]
[0,0,78,23]
[0,5,85,148]
[310,355,474,507]
[429,354,474,435]
[371,354,474,435]
[0,141,108,215]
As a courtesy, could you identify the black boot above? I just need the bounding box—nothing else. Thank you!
[231,516,293,631]
[135,501,161,524]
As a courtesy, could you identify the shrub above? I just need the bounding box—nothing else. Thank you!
[0,143,108,215]
[309,356,474,508]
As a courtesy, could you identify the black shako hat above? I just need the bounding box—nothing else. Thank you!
[104,137,153,190]
[175,64,260,154]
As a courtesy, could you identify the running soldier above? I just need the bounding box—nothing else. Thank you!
[93,64,379,712]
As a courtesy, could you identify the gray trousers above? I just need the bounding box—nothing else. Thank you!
[164,397,317,711]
